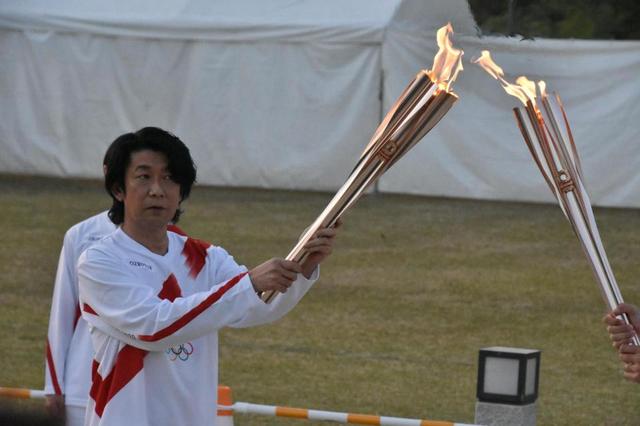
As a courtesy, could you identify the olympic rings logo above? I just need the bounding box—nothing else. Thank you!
[165,342,194,361]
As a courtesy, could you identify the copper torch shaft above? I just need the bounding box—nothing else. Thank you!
[513,99,639,346]
[261,72,457,303]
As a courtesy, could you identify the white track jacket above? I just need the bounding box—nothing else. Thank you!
[44,212,186,408]
[45,211,116,407]
[78,228,316,426]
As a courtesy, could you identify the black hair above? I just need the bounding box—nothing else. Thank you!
[104,127,197,225]
[102,134,125,167]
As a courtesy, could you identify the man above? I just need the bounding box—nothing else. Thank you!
[44,138,187,425]
[77,127,338,425]
[604,303,640,383]
[44,142,121,425]
[45,211,114,424]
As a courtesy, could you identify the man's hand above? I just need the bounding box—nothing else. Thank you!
[300,220,341,278]
[604,303,640,349]
[619,344,640,383]
[45,394,65,419]
[249,258,302,294]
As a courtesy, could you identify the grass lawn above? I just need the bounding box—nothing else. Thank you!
[1,174,639,425]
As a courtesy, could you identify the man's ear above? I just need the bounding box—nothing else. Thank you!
[112,185,125,202]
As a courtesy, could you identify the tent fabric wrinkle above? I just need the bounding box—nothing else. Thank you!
[0,0,401,43]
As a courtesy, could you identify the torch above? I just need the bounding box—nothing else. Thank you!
[473,51,640,346]
[262,23,464,303]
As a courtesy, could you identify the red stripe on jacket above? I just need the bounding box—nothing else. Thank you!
[83,304,98,316]
[157,274,182,302]
[167,224,186,236]
[138,272,247,342]
[45,339,63,395]
[73,304,82,330]
[90,345,147,417]
[182,237,211,278]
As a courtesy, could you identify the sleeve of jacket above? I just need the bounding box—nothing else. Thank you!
[77,247,265,352]
[206,246,319,329]
[44,231,79,396]
[227,268,318,328]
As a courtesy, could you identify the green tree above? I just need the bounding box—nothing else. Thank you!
[468,0,640,39]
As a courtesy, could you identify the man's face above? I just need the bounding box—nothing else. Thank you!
[114,149,181,228]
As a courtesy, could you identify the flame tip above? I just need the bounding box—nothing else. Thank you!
[430,23,464,93]
[473,50,546,106]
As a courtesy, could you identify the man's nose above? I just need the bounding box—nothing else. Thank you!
[148,178,165,197]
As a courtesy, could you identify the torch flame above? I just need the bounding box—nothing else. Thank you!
[472,50,540,106]
[430,23,464,93]
[538,80,547,98]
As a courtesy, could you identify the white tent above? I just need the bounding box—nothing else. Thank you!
[1,1,639,207]
[381,34,640,208]
[0,0,475,190]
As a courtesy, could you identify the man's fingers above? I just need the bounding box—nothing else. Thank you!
[45,394,65,418]
[604,313,622,326]
[303,227,337,243]
[613,303,637,317]
[607,324,631,334]
[620,353,636,363]
[253,221,341,291]
[306,247,333,259]
[623,363,640,383]
[609,329,636,343]
[620,344,640,354]
[316,227,338,238]
[304,234,336,249]
[623,372,640,383]
[250,258,303,294]
[303,237,335,251]
[280,260,302,274]
[274,281,290,293]
[264,276,292,294]
[280,268,298,282]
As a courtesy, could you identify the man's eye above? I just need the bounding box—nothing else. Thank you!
[136,174,149,180]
